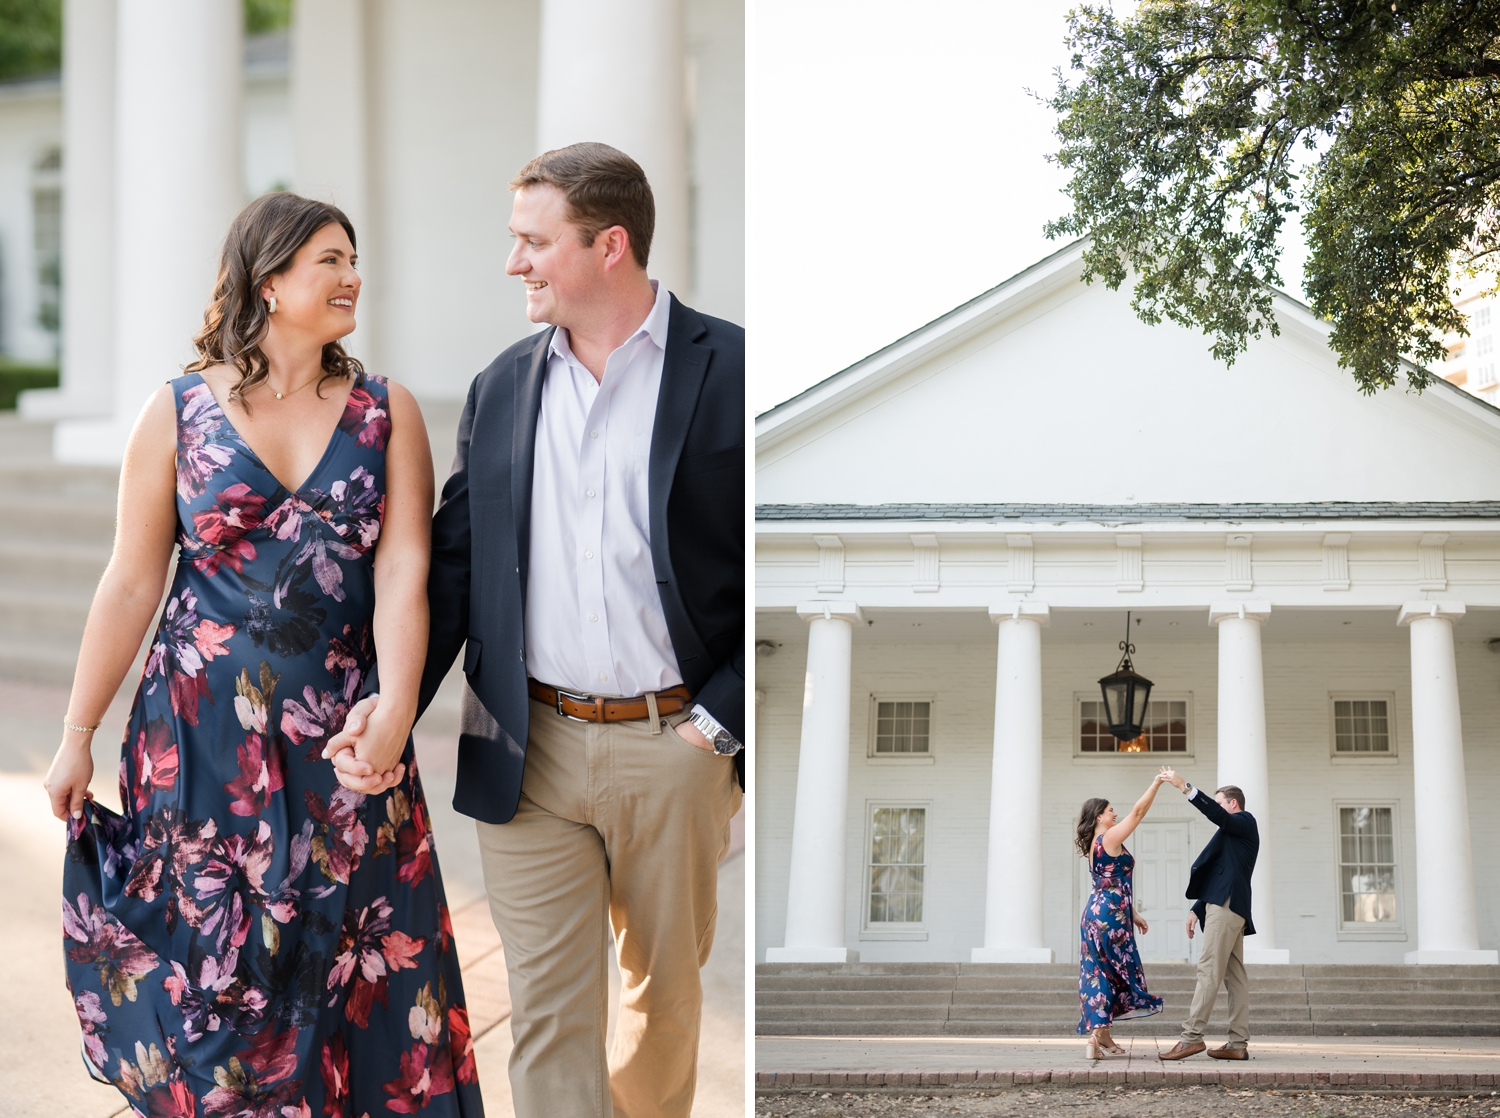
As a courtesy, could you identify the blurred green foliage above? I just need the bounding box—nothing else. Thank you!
[0,0,61,82]
[244,0,293,34]
[0,361,58,410]
[0,0,290,86]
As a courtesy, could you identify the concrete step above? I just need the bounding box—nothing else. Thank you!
[0,633,82,687]
[0,492,118,546]
[0,587,93,640]
[754,962,1500,1038]
[0,539,110,591]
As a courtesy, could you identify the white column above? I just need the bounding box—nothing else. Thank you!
[291,1,368,230]
[973,602,1054,963]
[290,0,371,364]
[536,0,690,301]
[1398,602,1498,965]
[765,601,861,963]
[1208,601,1288,964]
[54,0,242,465]
[21,0,116,421]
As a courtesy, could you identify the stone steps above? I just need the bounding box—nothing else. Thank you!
[0,416,121,684]
[755,962,1500,1037]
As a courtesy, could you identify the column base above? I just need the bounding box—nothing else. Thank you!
[54,417,132,465]
[970,947,1055,964]
[17,387,111,421]
[764,947,860,963]
[1242,948,1290,965]
[1404,949,1499,965]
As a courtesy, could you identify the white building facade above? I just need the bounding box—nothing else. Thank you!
[12,0,742,461]
[754,243,1500,969]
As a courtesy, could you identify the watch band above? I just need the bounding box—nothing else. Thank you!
[688,707,743,756]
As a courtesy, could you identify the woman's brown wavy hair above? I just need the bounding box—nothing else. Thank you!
[186,192,363,409]
[1075,797,1111,860]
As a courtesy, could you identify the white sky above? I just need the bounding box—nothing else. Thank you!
[745,1,1311,415]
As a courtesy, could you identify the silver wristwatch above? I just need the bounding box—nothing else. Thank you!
[687,707,742,756]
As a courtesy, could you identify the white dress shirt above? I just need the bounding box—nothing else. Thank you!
[524,281,683,699]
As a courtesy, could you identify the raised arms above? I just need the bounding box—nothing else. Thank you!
[1099,769,1169,856]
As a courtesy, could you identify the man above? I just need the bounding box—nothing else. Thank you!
[328,143,743,1117]
[1158,771,1259,1061]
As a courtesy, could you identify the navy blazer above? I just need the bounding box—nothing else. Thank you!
[414,296,745,824]
[1185,790,1260,935]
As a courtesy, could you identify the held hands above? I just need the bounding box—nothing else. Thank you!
[1159,766,1186,791]
[322,694,407,795]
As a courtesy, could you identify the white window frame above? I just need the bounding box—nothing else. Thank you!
[860,799,931,941]
[1328,692,1399,763]
[1332,799,1406,941]
[866,694,937,764]
[1073,691,1194,760]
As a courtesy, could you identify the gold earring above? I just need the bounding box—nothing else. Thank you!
[268,296,277,313]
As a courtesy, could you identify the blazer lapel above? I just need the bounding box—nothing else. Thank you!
[512,330,551,596]
[648,295,713,666]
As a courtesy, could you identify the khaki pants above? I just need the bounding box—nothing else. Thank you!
[476,699,741,1118]
[1181,903,1250,1047]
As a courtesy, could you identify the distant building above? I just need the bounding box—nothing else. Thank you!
[0,32,292,367]
[756,241,1500,969]
[1440,276,1499,404]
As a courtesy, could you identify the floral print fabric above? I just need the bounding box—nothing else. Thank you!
[1077,836,1162,1034]
[62,372,482,1117]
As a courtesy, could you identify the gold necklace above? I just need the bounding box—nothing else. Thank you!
[269,374,320,401]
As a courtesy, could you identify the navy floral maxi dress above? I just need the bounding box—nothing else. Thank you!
[61,372,484,1117]
[1077,836,1162,1034]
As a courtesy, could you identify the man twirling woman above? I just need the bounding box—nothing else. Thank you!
[1074,769,1171,1058]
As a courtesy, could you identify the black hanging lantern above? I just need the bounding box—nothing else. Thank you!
[1097,611,1154,743]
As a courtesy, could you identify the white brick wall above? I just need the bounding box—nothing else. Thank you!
[754,621,1500,964]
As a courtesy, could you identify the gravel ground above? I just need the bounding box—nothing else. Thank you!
[756,1088,1500,1118]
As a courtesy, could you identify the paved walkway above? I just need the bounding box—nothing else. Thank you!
[0,675,744,1117]
[755,1036,1500,1091]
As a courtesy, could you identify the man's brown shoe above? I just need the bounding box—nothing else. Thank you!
[1158,1041,1206,1061]
[1207,1045,1248,1060]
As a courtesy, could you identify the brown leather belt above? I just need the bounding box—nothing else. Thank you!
[527,678,693,723]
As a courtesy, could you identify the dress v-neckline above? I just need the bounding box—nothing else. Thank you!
[191,371,357,497]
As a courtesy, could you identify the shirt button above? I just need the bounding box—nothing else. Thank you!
[585,550,593,559]
[588,612,598,621]
[590,431,598,439]
[586,488,595,498]
[598,673,608,682]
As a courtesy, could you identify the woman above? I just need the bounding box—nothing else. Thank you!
[42,193,483,1116]
[1075,767,1171,1059]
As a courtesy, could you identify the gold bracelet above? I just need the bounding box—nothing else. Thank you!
[63,720,100,734]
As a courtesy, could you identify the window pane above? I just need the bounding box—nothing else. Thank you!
[1339,806,1397,924]
[869,807,926,924]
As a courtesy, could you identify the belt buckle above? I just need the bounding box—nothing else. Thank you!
[554,686,598,723]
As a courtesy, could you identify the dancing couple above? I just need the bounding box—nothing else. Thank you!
[43,142,744,1118]
[1075,767,1260,1062]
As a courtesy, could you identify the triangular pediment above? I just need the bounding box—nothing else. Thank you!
[755,242,1500,505]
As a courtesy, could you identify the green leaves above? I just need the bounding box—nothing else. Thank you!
[1046,0,1500,393]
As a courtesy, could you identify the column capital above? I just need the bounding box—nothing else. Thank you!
[1397,601,1465,626]
[1209,600,1271,626]
[796,600,862,624]
[988,602,1050,626]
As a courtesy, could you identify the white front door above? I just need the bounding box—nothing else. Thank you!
[1130,821,1193,961]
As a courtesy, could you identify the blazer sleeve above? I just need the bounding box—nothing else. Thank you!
[414,377,477,719]
[691,641,744,744]
[1188,788,1257,839]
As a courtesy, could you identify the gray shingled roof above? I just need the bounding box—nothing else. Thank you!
[756,503,1500,521]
